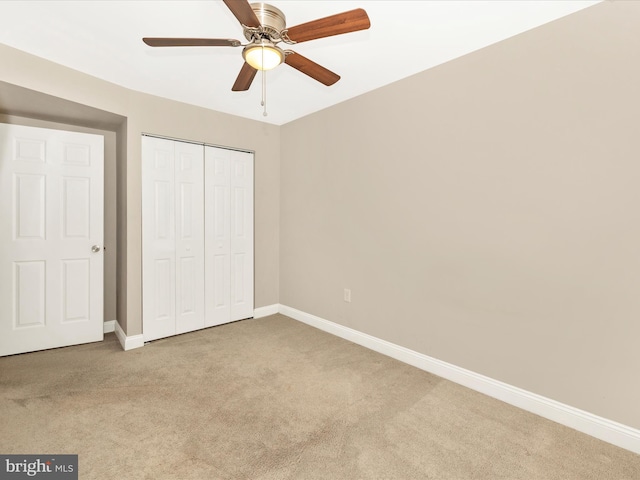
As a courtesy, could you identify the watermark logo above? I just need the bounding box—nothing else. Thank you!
[0,455,77,479]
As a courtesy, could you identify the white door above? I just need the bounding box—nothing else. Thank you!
[142,137,176,341]
[204,147,231,326]
[229,149,254,321]
[174,141,205,334]
[205,146,253,326]
[0,123,104,356]
[142,136,204,341]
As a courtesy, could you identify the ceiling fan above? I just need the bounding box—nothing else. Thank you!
[142,0,371,91]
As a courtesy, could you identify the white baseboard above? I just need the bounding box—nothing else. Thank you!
[114,321,144,351]
[103,320,117,334]
[253,304,280,319]
[279,304,640,455]
[113,305,280,350]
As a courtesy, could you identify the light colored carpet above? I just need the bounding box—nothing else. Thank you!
[1,314,639,479]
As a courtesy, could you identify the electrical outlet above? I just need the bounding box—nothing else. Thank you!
[344,288,351,303]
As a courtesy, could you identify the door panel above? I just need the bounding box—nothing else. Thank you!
[174,141,204,334]
[14,174,46,240]
[205,147,231,327]
[62,176,91,238]
[229,150,254,321]
[62,259,90,323]
[233,253,246,304]
[0,123,104,356]
[155,258,173,320]
[13,261,46,328]
[142,137,177,341]
[205,146,253,326]
[142,137,204,340]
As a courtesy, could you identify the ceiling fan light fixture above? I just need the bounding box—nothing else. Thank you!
[243,41,284,71]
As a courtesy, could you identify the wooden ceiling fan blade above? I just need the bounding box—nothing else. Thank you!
[143,38,241,47]
[222,0,261,28]
[285,52,340,86]
[232,62,258,91]
[285,8,370,44]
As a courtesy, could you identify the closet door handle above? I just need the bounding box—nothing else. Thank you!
[91,245,101,253]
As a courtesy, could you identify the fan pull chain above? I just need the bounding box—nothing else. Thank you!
[261,46,268,117]
[262,69,268,117]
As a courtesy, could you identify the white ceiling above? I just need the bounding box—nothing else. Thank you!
[0,1,599,125]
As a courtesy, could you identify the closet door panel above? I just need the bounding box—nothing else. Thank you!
[175,142,205,334]
[142,137,176,341]
[230,150,254,321]
[204,147,231,327]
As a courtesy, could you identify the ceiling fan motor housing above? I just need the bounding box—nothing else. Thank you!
[245,3,286,41]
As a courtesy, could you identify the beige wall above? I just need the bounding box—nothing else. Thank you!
[280,0,640,429]
[0,43,280,336]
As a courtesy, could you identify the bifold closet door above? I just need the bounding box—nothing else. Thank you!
[142,136,204,341]
[205,146,254,327]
